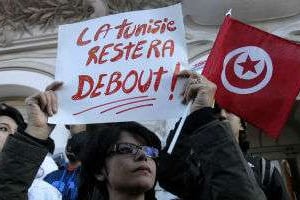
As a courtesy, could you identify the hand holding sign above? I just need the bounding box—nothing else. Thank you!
[167,70,217,153]
[25,81,63,140]
[178,70,216,113]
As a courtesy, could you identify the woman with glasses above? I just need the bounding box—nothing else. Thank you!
[78,122,161,200]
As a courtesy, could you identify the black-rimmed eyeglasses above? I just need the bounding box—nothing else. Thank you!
[107,143,159,159]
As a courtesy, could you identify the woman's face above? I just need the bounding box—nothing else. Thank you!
[103,131,157,194]
[0,116,17,152]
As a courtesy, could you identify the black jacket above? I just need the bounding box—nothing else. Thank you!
[158,108,267,200]
[0,132,49,200]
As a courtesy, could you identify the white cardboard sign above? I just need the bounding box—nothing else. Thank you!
[50,4,188,124]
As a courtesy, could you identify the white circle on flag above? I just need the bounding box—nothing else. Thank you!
[221,46,273,94]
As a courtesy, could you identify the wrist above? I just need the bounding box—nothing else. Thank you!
[25,125,50,140]
[190,103,211,114]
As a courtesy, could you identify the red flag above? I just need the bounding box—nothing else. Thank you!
[202,16,300,138]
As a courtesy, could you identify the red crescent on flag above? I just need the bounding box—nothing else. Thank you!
[225,53,267,89]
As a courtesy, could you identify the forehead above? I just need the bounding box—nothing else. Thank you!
[0,116,17,126]
[118,131,147,145]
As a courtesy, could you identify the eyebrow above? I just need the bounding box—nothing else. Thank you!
[0,123,10,127]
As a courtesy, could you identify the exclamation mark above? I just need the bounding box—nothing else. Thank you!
[169,62,181,100]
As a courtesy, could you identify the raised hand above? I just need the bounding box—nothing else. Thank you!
[25,81,63,140]
[178,70,216,113]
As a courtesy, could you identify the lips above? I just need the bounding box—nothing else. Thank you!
[133,165,151,174]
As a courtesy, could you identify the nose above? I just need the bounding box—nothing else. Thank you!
[134,149,147,161]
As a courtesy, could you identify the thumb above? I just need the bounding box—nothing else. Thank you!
[45,81,63,91]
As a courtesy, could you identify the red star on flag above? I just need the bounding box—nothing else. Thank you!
[238,55,260,75]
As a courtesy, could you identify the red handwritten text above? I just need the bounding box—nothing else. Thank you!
[76,18,176,47]
[85,39,174,66]
[115,18,176,39]
[72,66,168,100]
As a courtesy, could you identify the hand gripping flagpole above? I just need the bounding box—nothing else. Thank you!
[167,101,192,154]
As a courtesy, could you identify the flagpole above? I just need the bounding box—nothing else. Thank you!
[167,101,192,154]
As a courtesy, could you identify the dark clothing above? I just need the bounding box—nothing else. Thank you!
[245,155,290,200]
[0,108,266,200]
[0,132,48,200]
[158,108,266,200]
[44,165,80,200]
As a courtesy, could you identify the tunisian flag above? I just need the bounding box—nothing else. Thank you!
[202,16,300,138]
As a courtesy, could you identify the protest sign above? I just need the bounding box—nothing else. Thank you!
[50,4,188,124]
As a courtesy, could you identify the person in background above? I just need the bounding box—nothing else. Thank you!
[44,132,89,200]
[28,137,62,200]
[0,103,27,151]
[52,124,87,169]
[0,103,61,199]
[217,107,290,200]
[157,71,266,200]
[0,81,63,200]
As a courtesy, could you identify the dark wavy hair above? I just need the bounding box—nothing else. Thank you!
[66,131,90,162]
[78,122,161,200]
